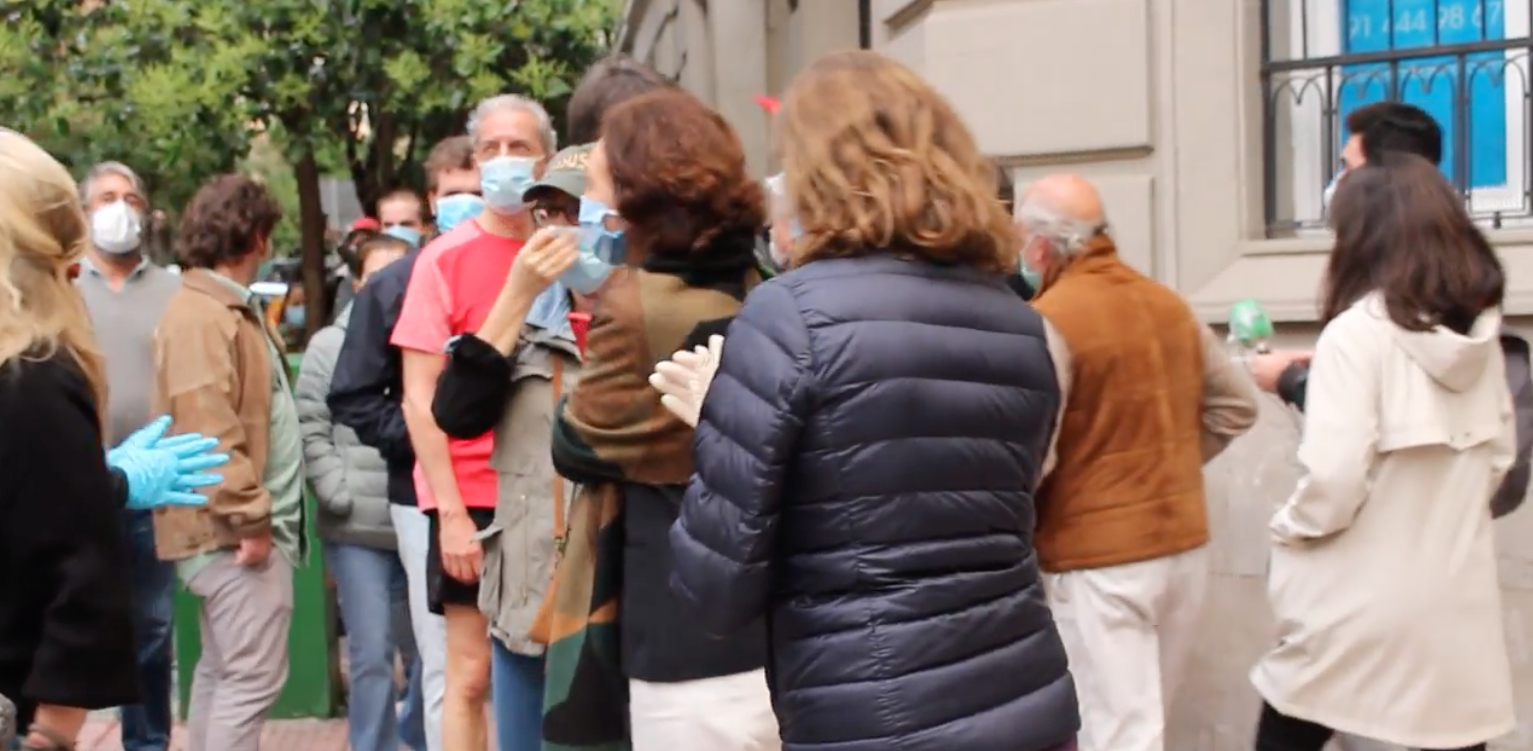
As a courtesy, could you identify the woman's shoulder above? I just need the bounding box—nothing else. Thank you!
[0,349,88,391]
[0,351,97,427]
[1324,294,1391,336]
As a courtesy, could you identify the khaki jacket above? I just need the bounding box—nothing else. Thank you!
[480,327,582,656]
[1252,294,1516,748]
[150,269,281,560]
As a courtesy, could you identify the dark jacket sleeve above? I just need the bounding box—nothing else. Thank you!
[328,273,414,464]
[1277,361,1309,412]
[669,280,813,635]
[433,334,515,440]
[683,317,735,351]
[111,467,129,507]
[0,360,138,711]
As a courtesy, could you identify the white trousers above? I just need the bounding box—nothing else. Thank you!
[1046,546,1210,751]
[392,504,448,751]
[629,669,781,751]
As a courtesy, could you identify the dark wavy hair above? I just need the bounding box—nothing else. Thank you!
[601,88,765,261]
[1345,101,1443,166]
[1322,152,1504,333]
[177,174,282,270]
[568,55,669,145]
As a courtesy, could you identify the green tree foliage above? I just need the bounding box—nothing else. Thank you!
[239,135,304,258]
[1,0,619,335]
[0,1,256,216]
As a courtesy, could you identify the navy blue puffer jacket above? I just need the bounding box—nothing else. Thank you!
[670,255,1079,751]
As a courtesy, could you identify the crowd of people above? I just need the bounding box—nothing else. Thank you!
[0,45,1522,751]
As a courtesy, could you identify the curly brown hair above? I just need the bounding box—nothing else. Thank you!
[177,174,282,270]
[601,88,765,260]
[778,50,1016,273]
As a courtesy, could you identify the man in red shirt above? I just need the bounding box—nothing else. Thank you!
[391,93,556,751]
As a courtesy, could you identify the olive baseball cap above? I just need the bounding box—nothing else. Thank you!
[524,143,592,201]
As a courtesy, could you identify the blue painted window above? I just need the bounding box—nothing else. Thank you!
[1339,0,1507,187]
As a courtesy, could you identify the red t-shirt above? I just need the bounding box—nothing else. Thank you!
[391,220,523,510]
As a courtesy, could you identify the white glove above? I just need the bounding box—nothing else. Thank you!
[649,334,724,428]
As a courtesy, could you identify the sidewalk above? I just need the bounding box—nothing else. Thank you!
[76,717,351,750]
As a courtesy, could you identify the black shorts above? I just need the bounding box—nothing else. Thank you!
[425,507,497,615]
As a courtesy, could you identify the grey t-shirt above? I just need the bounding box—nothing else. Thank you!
[76,257,183,445]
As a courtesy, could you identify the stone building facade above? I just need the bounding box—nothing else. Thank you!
[618,2,1533,748]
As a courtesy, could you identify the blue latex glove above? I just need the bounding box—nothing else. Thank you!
[106,415,230,510]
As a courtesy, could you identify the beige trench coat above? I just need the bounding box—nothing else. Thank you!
[1251,294,1517,749]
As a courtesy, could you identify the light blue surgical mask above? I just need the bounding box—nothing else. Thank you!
[577,196,626,263]
[559,246,615,295]
[284,304,306,330]
[1019,238,1044,294]
[384,224,421,248]
[434,194,484,234]
[1019,262,1043,293]
[480,156,539,214]
[769,218,803,268]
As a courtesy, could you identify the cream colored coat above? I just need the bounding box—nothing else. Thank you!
[1251,294,1517,749]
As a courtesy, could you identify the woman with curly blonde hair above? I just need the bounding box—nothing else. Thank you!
[665,50,1080,751]
[0,131,226,751]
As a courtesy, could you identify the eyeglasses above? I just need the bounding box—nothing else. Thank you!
[533,205,577,226]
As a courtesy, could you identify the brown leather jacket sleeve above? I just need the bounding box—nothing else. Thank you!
[155,310,272,537]
[1198,324,1261,461]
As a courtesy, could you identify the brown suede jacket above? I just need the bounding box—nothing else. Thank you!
[150,269,283,561]
[1032,237,1260,573]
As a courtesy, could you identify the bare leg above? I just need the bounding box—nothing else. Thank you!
[440,604,492,751]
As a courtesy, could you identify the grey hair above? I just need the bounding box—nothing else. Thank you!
[1016,197,1109,257]
[466,94,558,156]
[80,161,145,204]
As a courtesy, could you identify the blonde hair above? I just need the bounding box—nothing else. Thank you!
[777,50,1017,273]
[0,130,108,424]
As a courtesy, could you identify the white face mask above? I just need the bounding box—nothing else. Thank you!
[1322,169,1345,214]
[91,200,144,255]
[765,172,795,268]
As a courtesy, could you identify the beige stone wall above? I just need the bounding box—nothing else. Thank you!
[620,2,1533,748]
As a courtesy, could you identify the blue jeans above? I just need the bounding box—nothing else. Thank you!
[119,510,175,751]
[491,640,544,751]
[326,543,424,751]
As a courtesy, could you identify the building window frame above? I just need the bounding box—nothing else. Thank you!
[1261,0,1533,237]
